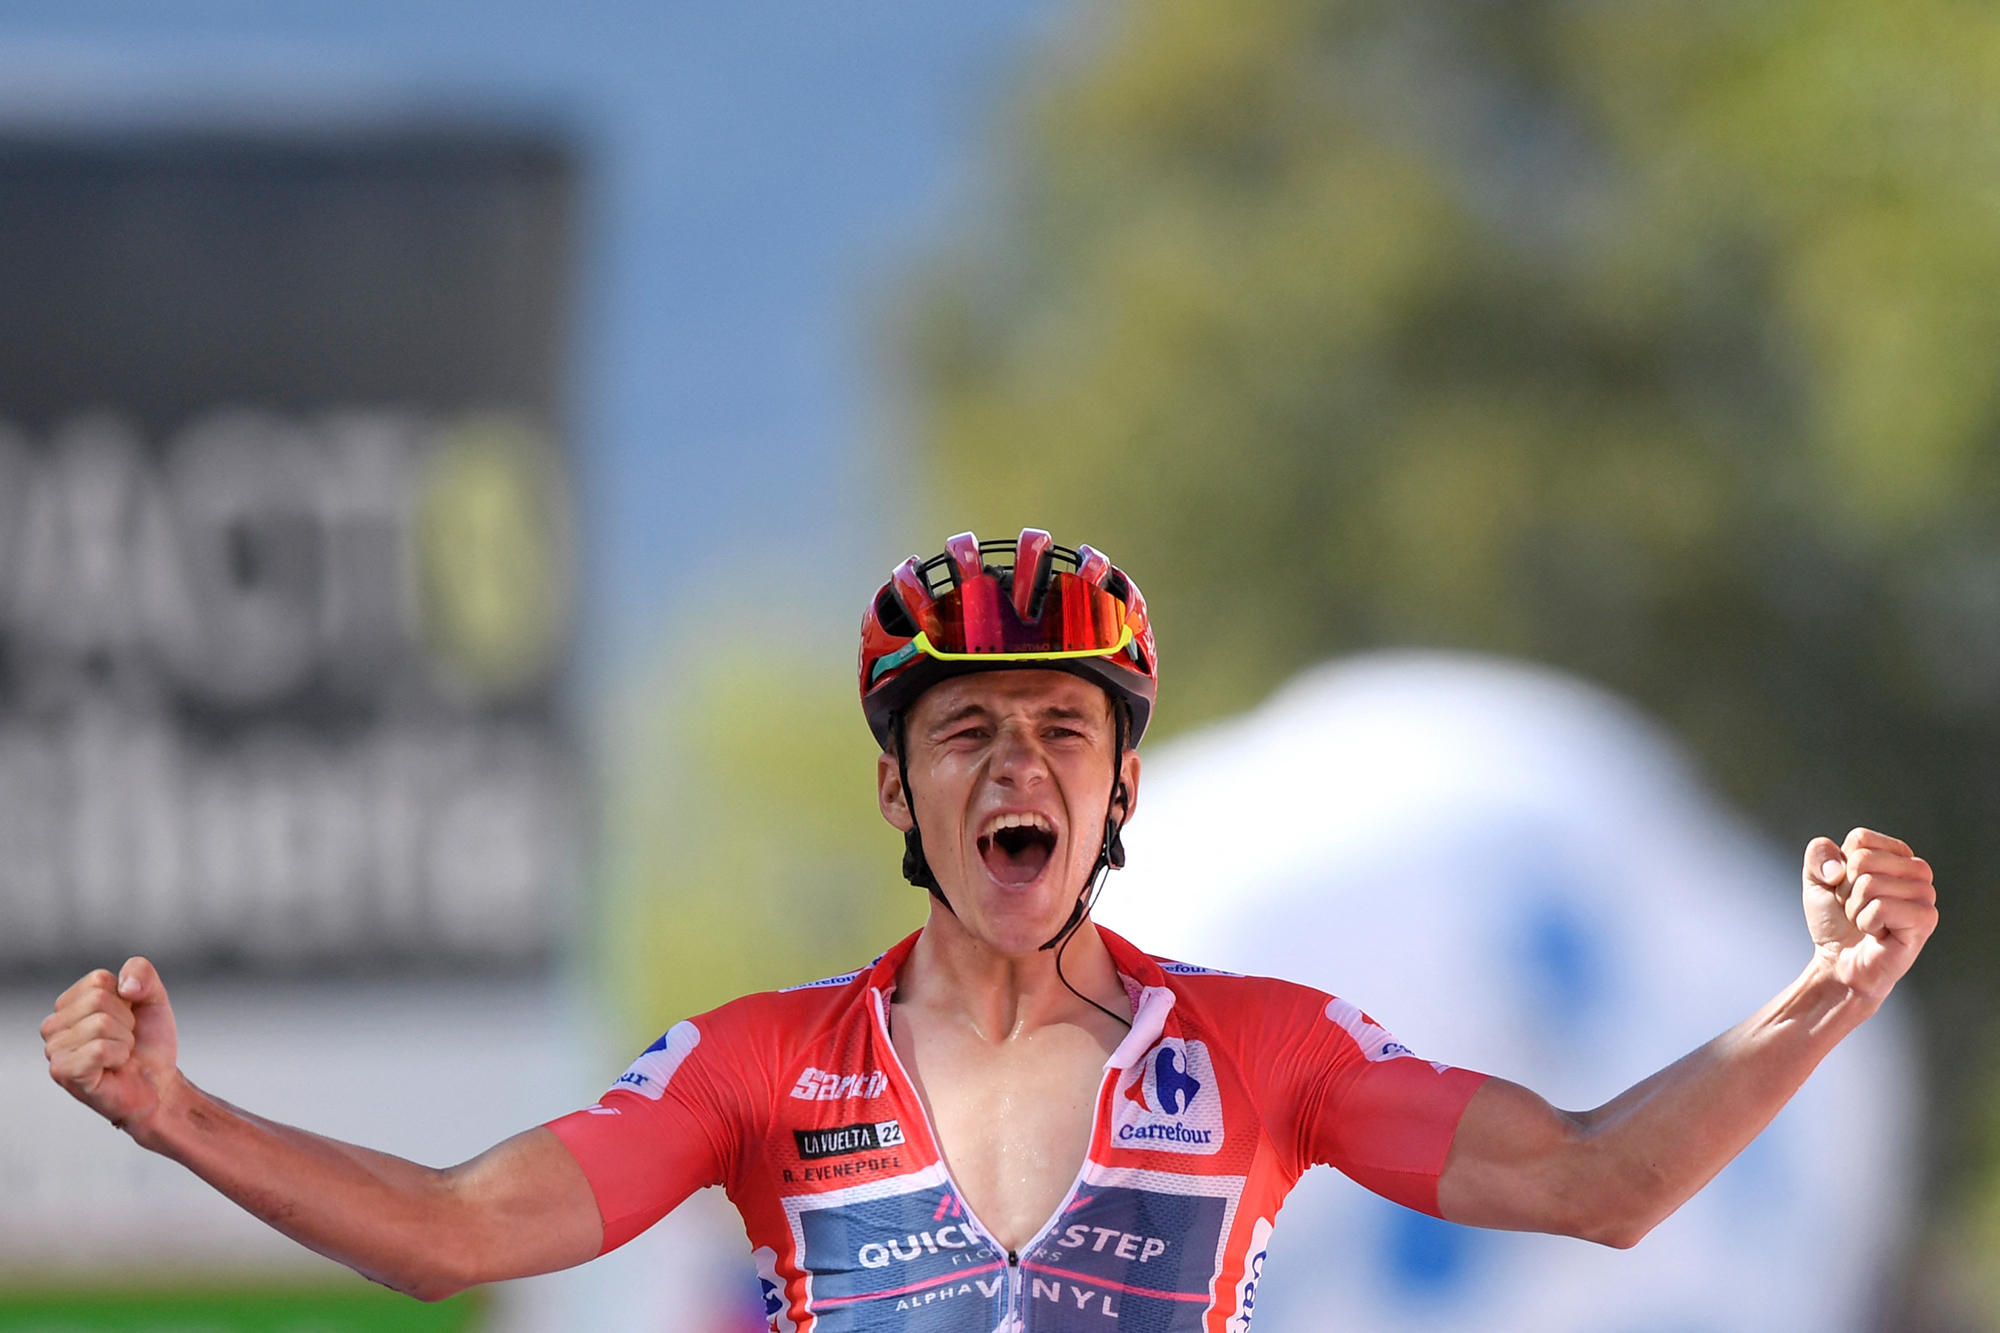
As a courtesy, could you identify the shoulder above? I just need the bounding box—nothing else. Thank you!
[684,960,878,1048]
[1151,956,1414,1056]
[1150,956,1245,980]
[1101,929,1331,1015]
[1149,953,1329,1013]
[616,962,877,1105]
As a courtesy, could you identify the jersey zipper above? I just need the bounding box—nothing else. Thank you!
[870,984,1120,1328]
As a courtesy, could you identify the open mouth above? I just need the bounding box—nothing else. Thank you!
[977,812,1058,887]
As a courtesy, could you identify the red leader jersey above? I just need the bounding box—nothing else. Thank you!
[548,927,1487,1332]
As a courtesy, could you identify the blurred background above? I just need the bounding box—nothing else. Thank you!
[0,0,1993,1329]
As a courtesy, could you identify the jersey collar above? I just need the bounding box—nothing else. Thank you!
[866,923,1177,1073]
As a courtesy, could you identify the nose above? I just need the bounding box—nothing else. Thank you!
[985,718,1051,789]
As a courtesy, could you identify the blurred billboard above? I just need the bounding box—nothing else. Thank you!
[0,130,581,974]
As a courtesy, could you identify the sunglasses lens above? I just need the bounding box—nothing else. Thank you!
[928,571,1127,655]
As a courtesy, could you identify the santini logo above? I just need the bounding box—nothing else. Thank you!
[789,1067,888,1101]
[794,1119,905,1161]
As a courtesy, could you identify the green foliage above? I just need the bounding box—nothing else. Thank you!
[598,629,925,1051]
[910,0,2000,1164]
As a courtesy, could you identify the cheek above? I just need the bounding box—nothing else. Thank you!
[922,763,981,838]
[1064,779,1114,846]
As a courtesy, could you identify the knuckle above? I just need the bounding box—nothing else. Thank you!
[82,1037,125,1068]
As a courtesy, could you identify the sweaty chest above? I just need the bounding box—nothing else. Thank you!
[894,1012,1114,1252]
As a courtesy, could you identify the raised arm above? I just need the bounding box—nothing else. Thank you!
[40,958,603,1300]
[1436,827,1936,1247]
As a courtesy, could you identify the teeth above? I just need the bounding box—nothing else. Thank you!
[985,811,1054,836]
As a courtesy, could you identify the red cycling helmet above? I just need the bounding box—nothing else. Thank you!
[859,528,1159,750]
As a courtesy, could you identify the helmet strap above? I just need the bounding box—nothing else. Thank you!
[1038,701,1133,1030]
[894,713,955,914]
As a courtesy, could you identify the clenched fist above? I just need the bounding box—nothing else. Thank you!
[41,957,181,1134]
[1802,828,1938,1002]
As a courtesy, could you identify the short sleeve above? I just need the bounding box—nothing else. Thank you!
[1234,980,1488,1217]
[545,1012,767,1252]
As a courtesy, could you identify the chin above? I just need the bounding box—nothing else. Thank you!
[949,867,1093,953]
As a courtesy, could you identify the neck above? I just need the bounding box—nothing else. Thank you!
[898,905,1131,1044]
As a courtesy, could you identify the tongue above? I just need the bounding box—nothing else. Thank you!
[980,833,1052,887]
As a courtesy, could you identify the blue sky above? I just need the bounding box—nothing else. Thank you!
[0,0,1061,677]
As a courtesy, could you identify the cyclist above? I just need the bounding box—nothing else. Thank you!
[42,529,1938,1331]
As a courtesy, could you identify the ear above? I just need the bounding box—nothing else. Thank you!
[877,751,915,833]
[1114,749,1141,824]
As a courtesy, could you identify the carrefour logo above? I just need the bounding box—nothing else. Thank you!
[1113,1037,1223,1155]
[1152,1046,1201,1114]
[1227,1217,1275,1332]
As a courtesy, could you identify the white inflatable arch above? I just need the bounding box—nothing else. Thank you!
[1096,651,1914,1333]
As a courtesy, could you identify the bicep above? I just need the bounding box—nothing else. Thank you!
[542,1092,731,1253]
[1434,1077,1598,1236]
[445,1126,606,1281]
[1303,1057,1491,1217]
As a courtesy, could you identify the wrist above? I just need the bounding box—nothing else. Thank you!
[1801,948,1885,1021]
[122,1068,201,1154]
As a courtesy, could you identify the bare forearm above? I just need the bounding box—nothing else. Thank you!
[1442,955,1876,1245]
[128,1073,596,1298]
[1580,956,1872,1238]
[43,959,604,1293]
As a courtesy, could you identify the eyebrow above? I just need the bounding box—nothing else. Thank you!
[929,703,991,731]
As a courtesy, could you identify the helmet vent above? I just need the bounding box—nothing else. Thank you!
[874,586,916,638]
